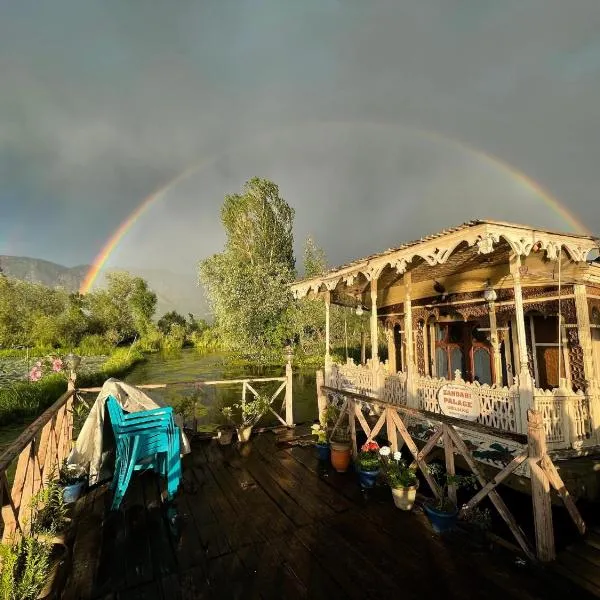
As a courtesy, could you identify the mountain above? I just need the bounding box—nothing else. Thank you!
[0,255,208,319]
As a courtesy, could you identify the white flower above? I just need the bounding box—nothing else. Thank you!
[393,451,402,461]
[311,423,320,431]
[379,446,391,457]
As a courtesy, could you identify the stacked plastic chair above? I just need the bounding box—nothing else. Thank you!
[106,395,182,510]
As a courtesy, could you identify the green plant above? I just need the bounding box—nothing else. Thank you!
[355,441,380,471]
[427,463,478,511]
[0,535,52,600]
[379,447,418,488]
[59,460,87,486]
[462,506,492,531]
[30,479,68,536]
[234,394,271,427]
[220,406,234,428]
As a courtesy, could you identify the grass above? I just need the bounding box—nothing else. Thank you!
[0,347,145,427]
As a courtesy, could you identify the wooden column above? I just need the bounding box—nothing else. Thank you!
[527,409,556,561]
[316,370,327,420]
[488,300,502,385]
[574,284,600,440]
[510,255,534,432]
[386,324,397,373]
[285,357,294,426]
[324,291,331,363]
[370,278,379,364]
[404,272,416,407]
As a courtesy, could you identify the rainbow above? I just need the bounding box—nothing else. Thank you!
[79,121,591,294]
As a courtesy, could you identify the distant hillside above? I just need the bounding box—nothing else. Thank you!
[0,255,208,319]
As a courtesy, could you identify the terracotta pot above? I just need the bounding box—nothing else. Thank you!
[330,441,351,473]
[237,425,253,443]
[391,480,419,510]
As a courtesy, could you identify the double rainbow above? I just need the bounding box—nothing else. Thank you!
[79,122,590,294]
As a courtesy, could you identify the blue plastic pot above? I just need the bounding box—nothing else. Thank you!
[423,503,459,533]
[316,442,330,462]
[62,481,86,504]
[357,468,379,489]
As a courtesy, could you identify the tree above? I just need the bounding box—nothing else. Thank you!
[86,272,157,344]
[199,178,296,361]
[157,311,188,335]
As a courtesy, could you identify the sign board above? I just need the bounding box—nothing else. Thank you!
[437,383,480,421]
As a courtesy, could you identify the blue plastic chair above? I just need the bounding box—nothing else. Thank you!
[106,395,181,510]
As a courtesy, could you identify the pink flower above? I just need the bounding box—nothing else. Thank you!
[29,367,42,382]
[52,358,63,372]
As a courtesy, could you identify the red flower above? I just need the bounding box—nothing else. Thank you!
[361,441,380,453]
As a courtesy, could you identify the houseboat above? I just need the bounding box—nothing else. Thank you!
[291,220,600,496]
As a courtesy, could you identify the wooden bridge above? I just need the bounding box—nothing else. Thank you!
[1,370,600,598]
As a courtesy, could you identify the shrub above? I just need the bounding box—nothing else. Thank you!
[0,536,51,600]
[76,334,113,356]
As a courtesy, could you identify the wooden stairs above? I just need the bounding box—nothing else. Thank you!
[556,529,600,597]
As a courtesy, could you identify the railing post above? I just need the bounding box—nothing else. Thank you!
[285,359,294,426]
[527,409,556,561]
[316,370,327,420]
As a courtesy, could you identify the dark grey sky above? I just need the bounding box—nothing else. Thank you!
[1,0,599,278]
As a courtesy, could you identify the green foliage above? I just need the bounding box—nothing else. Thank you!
[77,334,113,356]
[157,311,187,335]
[190,326,222,353]
[427,463,478,511]
[355,442,381,471]
[233,394,272,427]
[30,479,68,536]
[163,323,187,351]
[380,451,418,489]
[0,536,51,600]
[0,270,158,351]
[199,178,296,363]
[101,347,144,376]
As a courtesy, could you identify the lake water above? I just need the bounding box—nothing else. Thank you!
[124,350,319,432]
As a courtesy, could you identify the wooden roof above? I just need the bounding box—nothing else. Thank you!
[291,220,600,301]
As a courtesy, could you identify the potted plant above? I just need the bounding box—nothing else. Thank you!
[217,407,235,445]
[355,441,381,489]
[423,463,477,533]
[311,419,330,462]
[323,404,352,472]
[234,394,271,443]
[379,446,419,510]
[59,461,88,505]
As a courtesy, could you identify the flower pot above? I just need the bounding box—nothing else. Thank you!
[391,481,419,510]
[330,441,351,473]
[38,543,69,599]
[237,425,253,443]
[357,468,379,489]
[315,442,330,462]
[217,427,234,445]
[62,481,86,505]
[423,503,459,533]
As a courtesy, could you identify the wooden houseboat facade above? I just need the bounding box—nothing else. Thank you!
[291,220,600,488]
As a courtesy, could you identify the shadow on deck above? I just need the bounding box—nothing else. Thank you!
[61,428,594,600]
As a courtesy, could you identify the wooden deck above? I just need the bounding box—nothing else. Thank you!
[62,428,595,600]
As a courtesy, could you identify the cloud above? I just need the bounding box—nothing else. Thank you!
[0,0,599,270]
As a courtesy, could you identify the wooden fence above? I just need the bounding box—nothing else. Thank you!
[0,389,75,543]
[320,383,586,562]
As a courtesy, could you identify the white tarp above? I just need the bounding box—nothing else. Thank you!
[68,378,190,486]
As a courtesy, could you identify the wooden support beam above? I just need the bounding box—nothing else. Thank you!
[385,408,398,452]
[390,411,441,500]
[411,425,443,466]
[316,370,327,420]
[445,424,535,561]
[461,451,528,514]
[541,454,586,536]
[443,425,457,507]
[354,403,371,438]
[329,399,348,441]
[349,400,357,458]
[366,411,387,443]
[527,409,556,562]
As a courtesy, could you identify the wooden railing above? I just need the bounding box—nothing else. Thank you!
[321,384,586,562]
[0,389,75,543]
[325,359,598,450]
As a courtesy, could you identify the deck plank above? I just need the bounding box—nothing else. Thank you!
[60,432,598,600]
